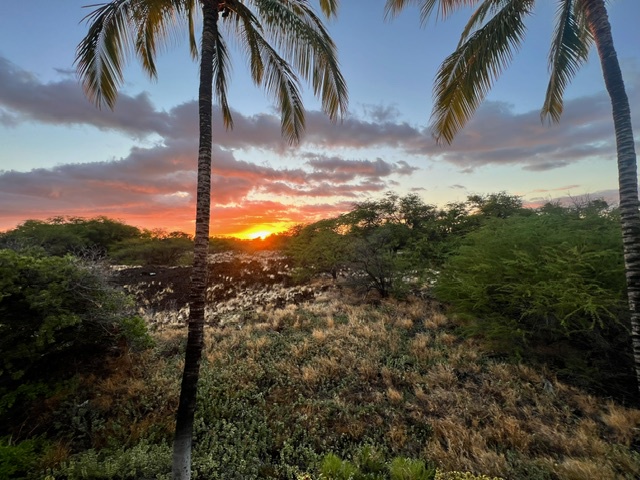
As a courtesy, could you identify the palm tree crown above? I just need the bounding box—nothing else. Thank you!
[385,0,596,144]
[76,0,347,143]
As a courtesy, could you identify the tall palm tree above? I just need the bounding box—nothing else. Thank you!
[75,1,347,478]
[385,0,640,394]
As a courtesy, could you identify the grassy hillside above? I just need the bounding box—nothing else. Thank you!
[30,288,640,479]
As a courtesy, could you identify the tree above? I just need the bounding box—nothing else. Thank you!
[0,216,140,257]
[385,0,640,394]
[288,219,350,280]
[76,1,347,478]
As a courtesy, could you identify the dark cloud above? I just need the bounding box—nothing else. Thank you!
[4,54,635,176]
[0,57,173,137]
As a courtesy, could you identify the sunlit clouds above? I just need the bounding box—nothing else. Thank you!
[0,54,639,235]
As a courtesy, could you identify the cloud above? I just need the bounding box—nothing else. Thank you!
[4,54,635,175]
[0,57,173,137]
[361,104,401,122]
[406,74,640,172]
[2,55,638,233]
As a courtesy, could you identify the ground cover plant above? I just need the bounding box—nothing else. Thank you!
[6,289,637,479]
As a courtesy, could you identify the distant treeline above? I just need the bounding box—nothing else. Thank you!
[0,216,288,265]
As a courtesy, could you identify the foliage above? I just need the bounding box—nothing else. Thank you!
[389,458,435,480]
[0,250,150,428]
[434,471,503,480]
[287,192,528,297]
[0,437,40,479]
[346,224,413,298]
[287,219,351,280]
[53,440,172,479]
[318,449,435,480]
[110,230,193,266]
[10,294,639,479]
[434,202,634,398]
[0,217,140,257]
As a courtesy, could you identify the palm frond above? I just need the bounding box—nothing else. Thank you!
[384,0,421,19]
[76,0,191,109]
[228,3,305,143]
[458,0,507,45]
[76,0,138,109]
[541,0,592,122]
[212,27,234,129]
[226,1,265,85]
[318,0,340,18]
[431,0,534,144]
[133,0,183,78]
[249,0,348,122]
[385,0,481,23]
[185,0,199,59]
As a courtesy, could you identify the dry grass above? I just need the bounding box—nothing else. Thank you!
[81,290,640,479]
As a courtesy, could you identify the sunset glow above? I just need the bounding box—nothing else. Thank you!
[0,2,638,236]
[235,224,288,240]
[247,230,273,240]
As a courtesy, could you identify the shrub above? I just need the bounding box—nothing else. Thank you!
[434,206,634,398]
[0,438,40,479]
[0,217,140,257]
[53,440,171,479]
[389,458,435,480]
[0,250,150,427]
[110,232,192,266]
[318,449,435,480]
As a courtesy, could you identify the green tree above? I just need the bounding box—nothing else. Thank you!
[110,229,193,265]
[385,0,640,394]
[76,1,347,477]
[0,216,140,257]
[288,219,350,280]
[337,194,438,296]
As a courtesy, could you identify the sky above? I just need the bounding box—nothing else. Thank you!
[0,1,639,238]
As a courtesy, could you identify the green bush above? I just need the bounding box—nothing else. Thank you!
[0,217,140,257]
[389,458,435,480]
[318,449,435,480]
[0,438,39,479]
[0,250,150,424]
[434,206,634,397]
[110,232,192,266]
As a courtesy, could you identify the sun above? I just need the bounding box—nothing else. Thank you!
[235,222,293,240]
[246,230,273,240]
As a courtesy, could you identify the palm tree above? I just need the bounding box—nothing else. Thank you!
[385,0,640,394]
[75,1,347,478]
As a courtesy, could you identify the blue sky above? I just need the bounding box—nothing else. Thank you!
[0,0,639,236]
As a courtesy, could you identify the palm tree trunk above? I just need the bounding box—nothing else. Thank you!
[172,1,218,478]
[583,0,640,396]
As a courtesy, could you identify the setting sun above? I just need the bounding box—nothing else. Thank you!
[247,230,272,240]
[233,222,295,240]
